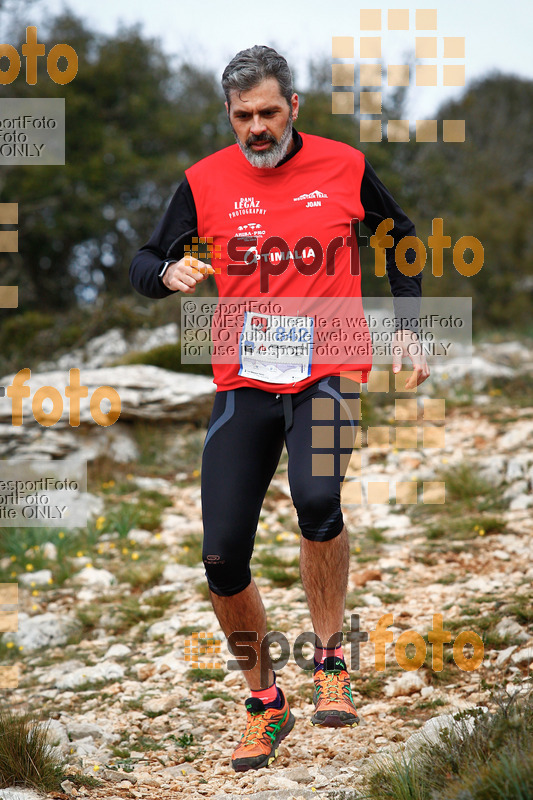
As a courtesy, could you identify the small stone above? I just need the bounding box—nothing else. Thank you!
[102,769,137,784]
[42,541,58,560]
[66,721,107,741]
[511,646,533,666]
[282,766,314,784]
[146,615,182,640]
[492,549,510,561]
[495,618,529,643]
[509,493,533,511]
[384,672,426,697]
[362,593,383,607]
[55,660,125,690]
[127,528,153,545]
[137,663,157,681]
[18,569,53,586]
[353,568,382,587]
[72,566,116,587]
[143,694,182,715]
[60,780,79,796]
[104,643,131,659]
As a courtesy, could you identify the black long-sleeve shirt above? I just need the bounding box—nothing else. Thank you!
[129,129,421,328]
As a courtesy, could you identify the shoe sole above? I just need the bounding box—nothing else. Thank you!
[232,711,295,772]
[310,710,360,728]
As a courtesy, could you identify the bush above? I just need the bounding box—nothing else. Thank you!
[115,342,213,376]
[0,709,64,792]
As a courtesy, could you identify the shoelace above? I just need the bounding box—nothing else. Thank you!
[318,670,351,702]
[240,711,272,746]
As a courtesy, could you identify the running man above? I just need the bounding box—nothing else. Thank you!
[130,45,429,772]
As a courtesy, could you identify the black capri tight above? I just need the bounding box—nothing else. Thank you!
[201,375,360,596]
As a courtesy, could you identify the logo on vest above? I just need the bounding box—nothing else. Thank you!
[235,222,266,238]
[293,189,328,208]
[229,196,267,219]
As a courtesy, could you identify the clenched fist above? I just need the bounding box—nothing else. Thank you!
[162,256,215,293]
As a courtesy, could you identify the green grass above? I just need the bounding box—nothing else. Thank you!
[353,673,386,698]
[0,709,65,792]
[376,592,404,604]
[115,560,165,589]
[415,698,447,711]
[259,566,300,587]
[75,591,172,637]
[175,534,203,567]
[185,667,226,683]
[114,342,213,377]
[201,690,233,702]
[505,596,533,625]
[426,516,506,541]
[364,691,533,800]
[255,551,300,568]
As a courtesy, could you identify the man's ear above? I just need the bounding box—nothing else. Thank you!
[225,100,229,115]
[291,92,299,121]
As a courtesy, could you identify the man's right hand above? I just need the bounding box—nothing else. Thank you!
[162,256,215,293]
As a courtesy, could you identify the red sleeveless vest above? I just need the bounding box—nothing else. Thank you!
[186,132,372,392]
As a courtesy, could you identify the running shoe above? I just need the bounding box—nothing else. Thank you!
[310,656,360,728]
[231,688,295,772]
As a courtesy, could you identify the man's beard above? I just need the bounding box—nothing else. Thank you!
[232,115,293,168]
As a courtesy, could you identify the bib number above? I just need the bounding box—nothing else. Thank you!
[238,312,314,384]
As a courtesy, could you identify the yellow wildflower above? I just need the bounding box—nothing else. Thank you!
[25,564,33,571]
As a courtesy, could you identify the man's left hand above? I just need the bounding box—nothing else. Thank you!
[391,329,430,388]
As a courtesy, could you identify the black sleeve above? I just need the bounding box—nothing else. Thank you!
[129,177,198,298]
[360,159,421,332]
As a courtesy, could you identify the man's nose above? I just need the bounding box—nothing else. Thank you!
[250,115,267,135]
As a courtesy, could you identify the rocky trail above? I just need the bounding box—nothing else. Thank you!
[1,339,533,800]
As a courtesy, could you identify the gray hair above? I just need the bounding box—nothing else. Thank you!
[221,45,294,108]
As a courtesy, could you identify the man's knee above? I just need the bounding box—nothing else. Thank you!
[296,492,344,542]
[203,554,252,597]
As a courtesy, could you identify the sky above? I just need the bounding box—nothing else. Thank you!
[11,0,533,119]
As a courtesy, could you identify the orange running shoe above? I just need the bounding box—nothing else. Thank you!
[231,688,295,772]
[310,656,360,728]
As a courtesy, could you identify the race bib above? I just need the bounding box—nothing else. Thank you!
[238,312,314,384]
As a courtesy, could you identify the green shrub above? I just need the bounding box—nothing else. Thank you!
[0,709,64,792]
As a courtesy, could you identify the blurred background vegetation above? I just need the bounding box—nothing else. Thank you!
[0,10,532,376]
